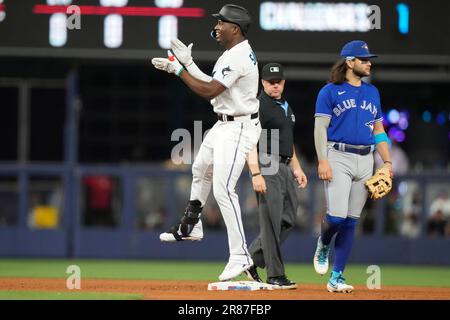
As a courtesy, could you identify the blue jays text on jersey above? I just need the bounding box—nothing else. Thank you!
[314,82,384,146]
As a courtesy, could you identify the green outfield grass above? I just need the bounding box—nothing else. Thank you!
[0,291,142,300]
[0,259,449,288]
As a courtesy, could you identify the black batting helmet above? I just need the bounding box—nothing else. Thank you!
[212,4,251,35]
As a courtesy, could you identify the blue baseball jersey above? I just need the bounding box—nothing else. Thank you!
[315,82,384,146]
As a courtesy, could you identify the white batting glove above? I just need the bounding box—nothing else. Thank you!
[170,38,194,67]
[151,50,184,76]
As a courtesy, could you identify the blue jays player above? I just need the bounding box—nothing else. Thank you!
[313,41,393,293]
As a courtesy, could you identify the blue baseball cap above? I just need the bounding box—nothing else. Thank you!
[340,40,378,58]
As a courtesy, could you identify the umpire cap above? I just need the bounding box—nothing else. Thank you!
[212,4,251,35]
[262,63,285,81]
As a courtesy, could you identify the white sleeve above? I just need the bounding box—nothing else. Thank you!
[212,56,242,88]
[186,62,212,82]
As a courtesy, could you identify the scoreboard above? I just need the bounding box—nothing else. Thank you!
[0,0,449,61]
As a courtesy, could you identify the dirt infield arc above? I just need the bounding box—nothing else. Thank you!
[1,278,450,299]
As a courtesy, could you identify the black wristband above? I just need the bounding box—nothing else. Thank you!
[252,172,261,177]
[384,161,392,164]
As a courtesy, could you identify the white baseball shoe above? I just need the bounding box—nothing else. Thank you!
[218,262,252,281]
[159,220,203,242]
[313,236,331,275]
[327,271,354,293]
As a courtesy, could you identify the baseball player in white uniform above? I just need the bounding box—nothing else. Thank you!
[152,4,261,282]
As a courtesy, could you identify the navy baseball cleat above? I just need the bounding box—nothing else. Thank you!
[245,265,263,283]
[267,276,297,290]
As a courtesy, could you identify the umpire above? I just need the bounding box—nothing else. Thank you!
[246,63,308,289]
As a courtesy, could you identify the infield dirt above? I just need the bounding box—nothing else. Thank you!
[1,278,450,300]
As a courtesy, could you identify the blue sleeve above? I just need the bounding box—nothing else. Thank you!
[315,86,333,118]
[374,87,384,122]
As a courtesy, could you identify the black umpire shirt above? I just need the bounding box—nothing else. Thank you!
[258,90,295,157]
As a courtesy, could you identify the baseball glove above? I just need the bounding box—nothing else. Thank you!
[365,166,393,200]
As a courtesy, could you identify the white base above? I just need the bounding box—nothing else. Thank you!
[208,280,274,291]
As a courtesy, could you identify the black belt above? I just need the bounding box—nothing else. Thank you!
[332,143,373,155]
[217,112,258,122]
[279,155,292,165]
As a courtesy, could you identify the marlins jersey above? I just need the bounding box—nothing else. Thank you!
[211,40,259,116]
[315,82,384,146]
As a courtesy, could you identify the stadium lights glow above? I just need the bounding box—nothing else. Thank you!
[387,109,400,124]
[388,127,406,143]
[398,181,408,196]
[436,112,446,126]
[422,111,432,123]
[398,117,409,130]
[396,3,409,34]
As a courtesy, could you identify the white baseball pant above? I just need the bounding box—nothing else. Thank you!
[190,117,261,265]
